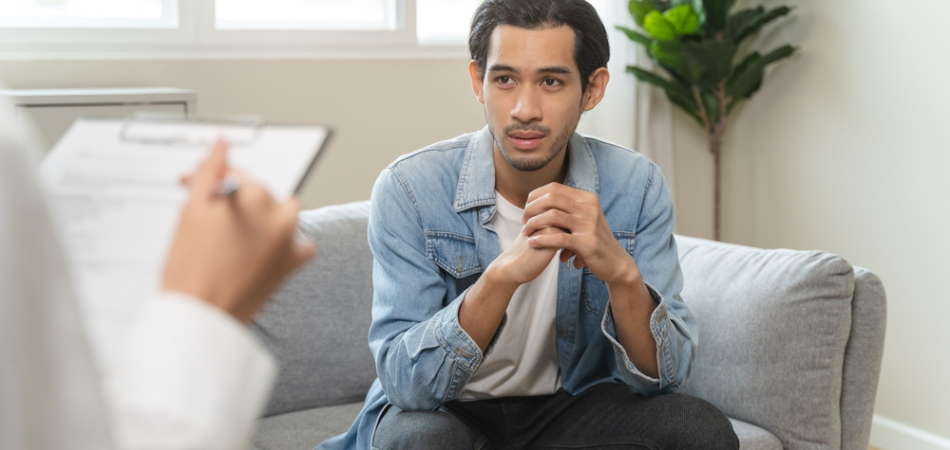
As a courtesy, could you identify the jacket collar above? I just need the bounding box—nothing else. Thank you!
[454,126,601,213]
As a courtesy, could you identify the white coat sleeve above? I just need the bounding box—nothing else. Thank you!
[104,292,277,450]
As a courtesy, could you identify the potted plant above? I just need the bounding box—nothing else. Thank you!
[618,0,796,241]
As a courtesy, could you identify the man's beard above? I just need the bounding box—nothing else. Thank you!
[492,122,574,172]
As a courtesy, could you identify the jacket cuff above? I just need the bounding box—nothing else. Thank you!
[436,288,505,374]
[601,282,670,390]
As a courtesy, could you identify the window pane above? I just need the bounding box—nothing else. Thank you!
[416,0,607,43]
[0,0,174,28]
[215,0,397,30]
[416,0,481,42]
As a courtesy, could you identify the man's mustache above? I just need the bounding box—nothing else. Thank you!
[503,123,551,135]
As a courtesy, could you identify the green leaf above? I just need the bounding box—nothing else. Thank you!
[726,45,796,104]
[701,91,721,125]
[680,39,737,87]
[616,25,653,47]
[727,6,792,44]
[673,0,706,30]
[650,40,686,77]
[627,66,703,124]
[663,5,700,36]
[644,11,678,40]
[701,0,736,36]
[628,0,656,27]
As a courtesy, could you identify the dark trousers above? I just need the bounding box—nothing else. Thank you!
[372,383,739,450]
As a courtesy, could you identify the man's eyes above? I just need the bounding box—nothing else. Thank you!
[492,76,563,87]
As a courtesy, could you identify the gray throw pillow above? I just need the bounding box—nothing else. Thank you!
[675,236,854,450]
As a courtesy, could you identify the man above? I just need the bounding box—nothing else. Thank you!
[319,1,738,449]
[0,96,314,450]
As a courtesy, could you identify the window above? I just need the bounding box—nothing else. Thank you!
[416,0,481,43]
[215,0,398,31]
[0,0,177,29]
[0,1,613,57]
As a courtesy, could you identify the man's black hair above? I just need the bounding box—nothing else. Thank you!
[469,0,610,93]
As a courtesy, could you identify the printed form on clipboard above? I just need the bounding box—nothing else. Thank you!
[38,117,331,370]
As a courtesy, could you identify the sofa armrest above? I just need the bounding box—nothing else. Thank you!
[840,268,886,450]
[675,235,857,450]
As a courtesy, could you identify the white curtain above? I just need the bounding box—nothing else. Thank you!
[577,0,677,214]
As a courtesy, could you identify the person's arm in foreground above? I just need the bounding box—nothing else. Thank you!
[105,141,315,450]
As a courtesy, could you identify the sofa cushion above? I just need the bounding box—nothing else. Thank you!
[730,419,783,450]
[675,236,854,450]
[252,202,376,417]
[252,402,364,450]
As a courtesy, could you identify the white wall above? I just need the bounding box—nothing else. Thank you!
[670,0,950,444]
[0,59,486,209]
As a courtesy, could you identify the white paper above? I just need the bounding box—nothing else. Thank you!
[38,118,328,369]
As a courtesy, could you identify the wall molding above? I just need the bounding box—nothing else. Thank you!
[871,415,950,450]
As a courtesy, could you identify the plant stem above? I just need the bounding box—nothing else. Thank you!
[709,129,722,241]
[710,82,730,241]
[692,86,711,133]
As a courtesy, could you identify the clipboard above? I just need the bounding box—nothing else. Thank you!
[37,116,332,370]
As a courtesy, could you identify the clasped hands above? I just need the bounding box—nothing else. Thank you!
[492,183,639,289]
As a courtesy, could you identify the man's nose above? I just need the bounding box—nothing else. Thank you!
[511,87,542,123]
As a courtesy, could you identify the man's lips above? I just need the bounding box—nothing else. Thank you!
[508,132,546,150]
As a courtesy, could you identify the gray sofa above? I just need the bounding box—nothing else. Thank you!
[250,201,887,450]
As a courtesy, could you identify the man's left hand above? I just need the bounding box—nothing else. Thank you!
[521,183,638,285]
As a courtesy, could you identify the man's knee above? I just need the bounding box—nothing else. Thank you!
[666,394,739,450]
[372,407,476,450]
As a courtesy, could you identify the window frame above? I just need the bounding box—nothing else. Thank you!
[0,0,473,59]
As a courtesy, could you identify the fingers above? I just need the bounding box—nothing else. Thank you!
[522,191,574,224]
[191,139,230,200]
[522,208,578,236]
[527,228,574,250]
[279,198,316,270]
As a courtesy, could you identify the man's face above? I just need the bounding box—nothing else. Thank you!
[471,25,587,172]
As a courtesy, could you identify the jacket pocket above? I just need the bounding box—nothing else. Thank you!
[425,231,483,279]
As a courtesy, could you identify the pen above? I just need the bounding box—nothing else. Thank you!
[216,173,241,197]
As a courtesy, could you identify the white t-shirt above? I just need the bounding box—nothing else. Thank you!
[460,192,562,400]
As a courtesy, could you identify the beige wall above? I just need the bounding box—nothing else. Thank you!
[671,0,950,441]
[0,59,486,209]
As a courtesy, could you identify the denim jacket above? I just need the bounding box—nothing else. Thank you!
[317,127,695,450]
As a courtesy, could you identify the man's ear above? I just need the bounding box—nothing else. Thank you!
[469,60,486,104]
[582,67,610,112]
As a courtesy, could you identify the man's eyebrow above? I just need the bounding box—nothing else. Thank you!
[487,65,573,75]
[537,66,572,75]
[488,64,518,73]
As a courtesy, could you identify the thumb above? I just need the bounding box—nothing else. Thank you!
[191,139,229,200]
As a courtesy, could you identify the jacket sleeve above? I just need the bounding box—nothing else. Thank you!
[367,168,485,411]
[104,292,276,450]
[600,163,696,396]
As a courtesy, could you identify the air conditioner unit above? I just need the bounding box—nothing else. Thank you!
[1,87,197,153]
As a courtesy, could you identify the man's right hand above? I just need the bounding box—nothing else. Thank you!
[459,226,561,351]
[488,226,562,288]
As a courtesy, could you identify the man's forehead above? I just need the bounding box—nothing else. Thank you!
[486,24,578,73]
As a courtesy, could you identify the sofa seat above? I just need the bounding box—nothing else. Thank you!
[252,403,364,450]
[252,404,782,450]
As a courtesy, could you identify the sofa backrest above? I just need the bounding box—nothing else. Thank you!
[675,235,885,450]
[252,201,376,417]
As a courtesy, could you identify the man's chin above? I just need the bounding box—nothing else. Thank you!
[501,151,554,172]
